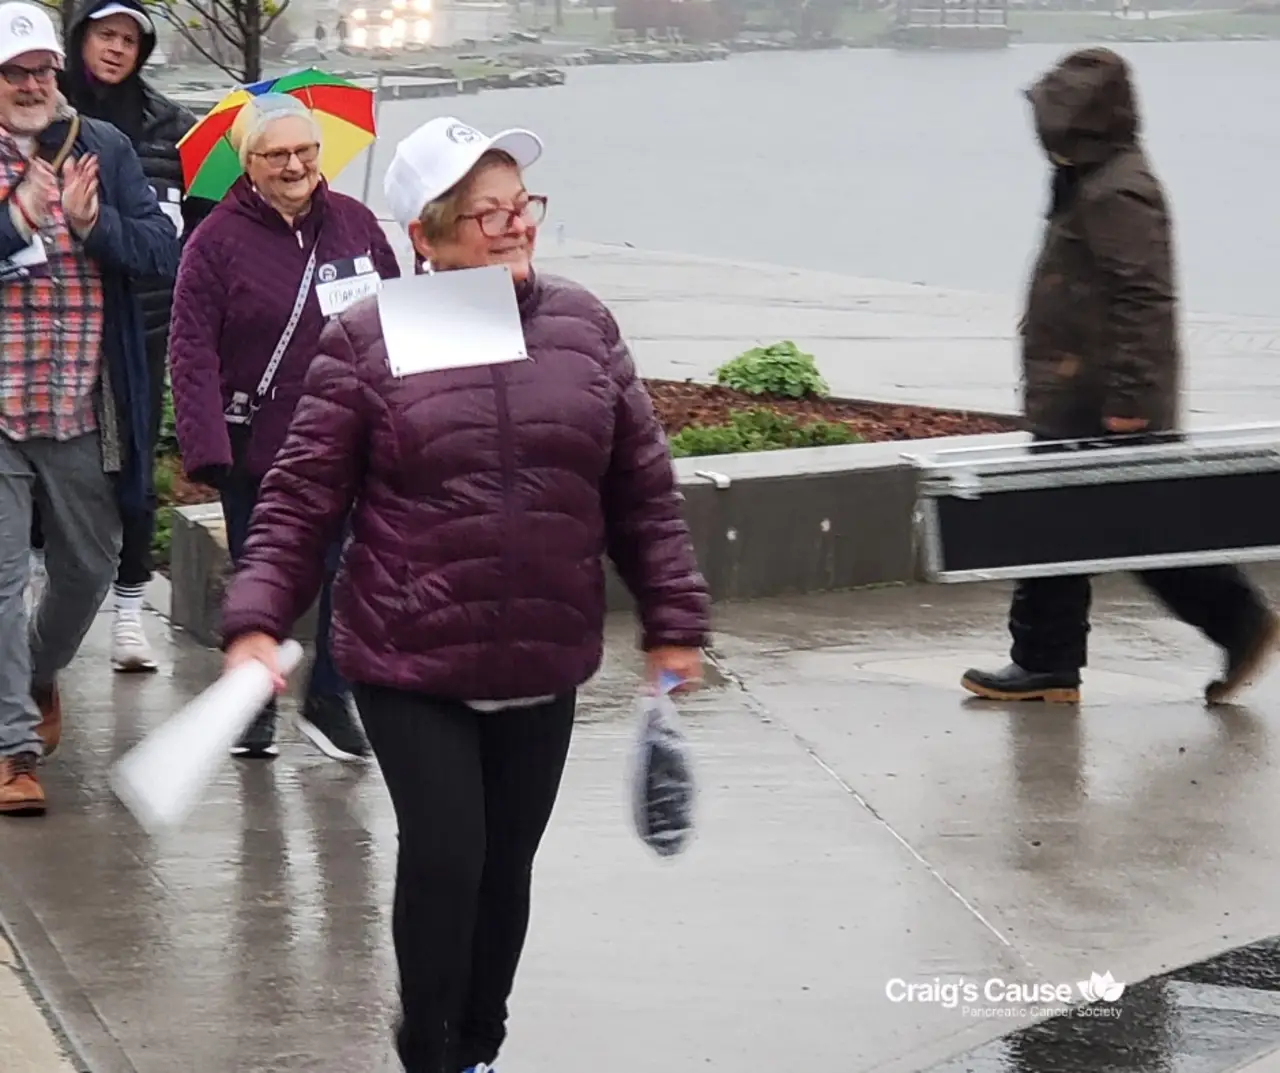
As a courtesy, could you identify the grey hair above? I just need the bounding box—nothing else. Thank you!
[229,93,323,169]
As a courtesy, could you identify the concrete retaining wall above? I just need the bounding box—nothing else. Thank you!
[166,430,1028,647]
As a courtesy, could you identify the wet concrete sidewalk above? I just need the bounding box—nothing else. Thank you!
[0,934,75,1072]
[8,571,1280,1071]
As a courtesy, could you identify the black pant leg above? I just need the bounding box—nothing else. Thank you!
[1009,574,1093,672]
[218,468,260,566]
[454,694,577,1069]
[353,683,488,1073]
[115,503,157,587]
[115,338,168,587]
[1136,565,1270,652]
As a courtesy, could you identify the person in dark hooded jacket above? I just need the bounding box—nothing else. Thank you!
[961,47,1279,707]
[57,0,214,674]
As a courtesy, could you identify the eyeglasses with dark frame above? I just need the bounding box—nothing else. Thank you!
[456,195,548,238]
[0,63,57,87]
[251,142,320,169]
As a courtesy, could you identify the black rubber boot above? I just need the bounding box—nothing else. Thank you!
[1206,610,1280,706]
[961,663,1080,703]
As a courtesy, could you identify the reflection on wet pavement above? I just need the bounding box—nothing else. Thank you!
[928,941,1280,1073]
[7,570,1280,1070]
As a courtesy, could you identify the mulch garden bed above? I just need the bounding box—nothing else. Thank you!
[161,457,219,508]
[644,379,1023,441]
[157,380,1022,511]
[172,473,220,506]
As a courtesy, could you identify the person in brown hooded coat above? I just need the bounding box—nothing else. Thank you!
[961,47,1280,706]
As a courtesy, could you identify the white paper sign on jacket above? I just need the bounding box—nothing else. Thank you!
[376,263,530,378]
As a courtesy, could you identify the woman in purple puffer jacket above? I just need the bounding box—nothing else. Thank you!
[168,94,400,763]
[219,115,711,1073]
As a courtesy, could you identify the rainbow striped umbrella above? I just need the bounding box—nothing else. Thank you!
[177,68,377,202]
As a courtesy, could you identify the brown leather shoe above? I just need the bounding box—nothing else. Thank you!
[0,753,46,816]
[32,681,61,757]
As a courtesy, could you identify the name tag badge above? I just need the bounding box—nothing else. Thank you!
[0,232,49,282]
[315,254,381,318]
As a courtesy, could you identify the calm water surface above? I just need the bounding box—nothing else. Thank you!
[341,42,1280,317]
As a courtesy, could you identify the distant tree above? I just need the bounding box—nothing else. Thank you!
[35,0,286,82]
[33,0,75,39]
[153,0,289,83]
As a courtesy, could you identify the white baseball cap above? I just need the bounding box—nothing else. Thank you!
[384,116,542,231]
[0,2,63,68]
[89,2,154,33]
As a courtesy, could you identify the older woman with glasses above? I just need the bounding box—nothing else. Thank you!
[217,115,711,1072]
[168,93,400,762]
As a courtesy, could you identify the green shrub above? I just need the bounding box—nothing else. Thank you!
[157,375,179,457]
[150,454,177,568]
[668,408,860,458]
[151,507,173,566]
[714,340,829,399]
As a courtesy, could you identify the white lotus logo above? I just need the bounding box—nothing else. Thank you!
[1078,971,1125,1002]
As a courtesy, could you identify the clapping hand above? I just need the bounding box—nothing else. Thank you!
[13,157,56,231]
[61,154,99,237]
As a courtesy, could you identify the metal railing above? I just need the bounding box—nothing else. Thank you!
[897,0,1010,26]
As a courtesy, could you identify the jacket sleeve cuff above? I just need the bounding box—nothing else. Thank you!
[641,627,710,651]
[219,613,288,651]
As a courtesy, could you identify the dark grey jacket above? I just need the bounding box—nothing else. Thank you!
[58,0,215,356]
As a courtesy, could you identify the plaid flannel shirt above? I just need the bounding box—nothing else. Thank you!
[0,132,104,443]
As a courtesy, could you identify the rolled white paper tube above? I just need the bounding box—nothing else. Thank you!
[109,639,304,834]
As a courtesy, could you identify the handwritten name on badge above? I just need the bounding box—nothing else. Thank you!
[316,273,381,317]
[315,254,382,318]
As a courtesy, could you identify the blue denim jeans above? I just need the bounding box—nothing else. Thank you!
[219,466,347,700]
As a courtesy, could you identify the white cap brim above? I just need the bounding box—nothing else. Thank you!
[90,2,153,32]
[486,128,542,173]
[420,126,543,212]
[384,122,544,230]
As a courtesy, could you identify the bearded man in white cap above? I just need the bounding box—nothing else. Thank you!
[0,0,178,815]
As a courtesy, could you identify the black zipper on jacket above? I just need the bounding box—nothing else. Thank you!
[491,364,515,643]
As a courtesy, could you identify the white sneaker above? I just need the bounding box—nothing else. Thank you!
[111,610,158,673]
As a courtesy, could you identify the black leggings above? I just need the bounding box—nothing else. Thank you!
[353,683,576,1073]
[116,337,167,587]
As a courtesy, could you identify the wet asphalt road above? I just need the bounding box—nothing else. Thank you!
[8,571,1280,1070]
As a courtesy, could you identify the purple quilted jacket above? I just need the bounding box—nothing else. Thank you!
[168,176,401,481]
[219,270,711,700]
